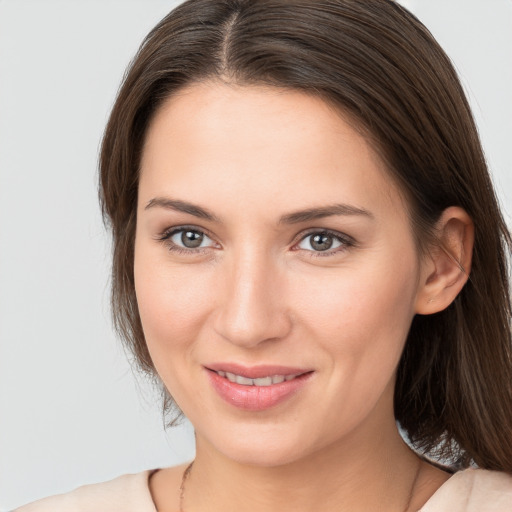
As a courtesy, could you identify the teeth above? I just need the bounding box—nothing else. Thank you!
[216,371,299,386]
[253,376,272,386]
[235,375,254,385]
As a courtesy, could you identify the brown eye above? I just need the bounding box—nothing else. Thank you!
[166,228,216,250]
[310,233,334,251]
[180,230,204,248]
[297,231,349,253]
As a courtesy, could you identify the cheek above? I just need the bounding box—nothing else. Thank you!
[290,260,419,428]
[293,255,419,369]
[133,247,215,360]
[133,253,218,411]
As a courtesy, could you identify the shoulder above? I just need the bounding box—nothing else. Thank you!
[13,471,157,512]
[421,468,512,511]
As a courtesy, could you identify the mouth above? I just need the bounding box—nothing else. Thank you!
[205,364,313,411]
[213,370,302,387]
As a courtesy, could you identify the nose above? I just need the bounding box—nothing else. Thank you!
[212,248,292,348]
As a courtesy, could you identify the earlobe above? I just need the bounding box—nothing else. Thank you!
[415,207,474,315]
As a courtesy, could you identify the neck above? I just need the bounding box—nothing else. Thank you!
[185,419,422,512]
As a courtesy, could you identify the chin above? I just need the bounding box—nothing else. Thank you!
[221,443,309,468]
[195,420,324,468]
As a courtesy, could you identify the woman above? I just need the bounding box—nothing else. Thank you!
[15,0,512,510]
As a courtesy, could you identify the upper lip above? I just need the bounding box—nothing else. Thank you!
[205,362,312,379]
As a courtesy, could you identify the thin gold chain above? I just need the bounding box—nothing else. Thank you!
[178,458,421,512]
[179,461,194,512]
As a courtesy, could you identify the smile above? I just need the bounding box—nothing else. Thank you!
[206,365,313,411]
[215,371,300,386]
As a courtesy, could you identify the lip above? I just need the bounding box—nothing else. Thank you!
[205,363,314,411]
[206,362,310,379]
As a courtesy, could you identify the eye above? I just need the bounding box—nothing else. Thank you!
[172,229,212,249]
[158,226,218,252]
[296,230,353,254]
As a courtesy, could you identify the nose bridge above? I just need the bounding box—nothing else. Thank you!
[214,243,290,347]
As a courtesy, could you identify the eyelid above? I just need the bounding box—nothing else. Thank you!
[155,225,355,257]
[291,228,356,255]
[156,225,220,252]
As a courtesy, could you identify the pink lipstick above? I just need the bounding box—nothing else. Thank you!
[205,363,313,411]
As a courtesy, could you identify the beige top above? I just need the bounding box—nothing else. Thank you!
[14,468,512,511]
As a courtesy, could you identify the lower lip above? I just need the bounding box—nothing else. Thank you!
[206,370,312,411]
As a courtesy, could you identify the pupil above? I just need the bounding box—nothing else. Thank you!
[181,230,203,248]
[311,233,333,251]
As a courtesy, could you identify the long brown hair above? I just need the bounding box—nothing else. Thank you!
[99,0,512,471]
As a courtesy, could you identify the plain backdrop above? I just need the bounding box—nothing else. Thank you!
[0,0,511,509]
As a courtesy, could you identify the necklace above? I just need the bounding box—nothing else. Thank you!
[179,458,421,512]
[179,461,194,512]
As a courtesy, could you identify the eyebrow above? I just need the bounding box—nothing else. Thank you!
[279,204,374,224]
[144,197,373,224]
[144,197,219,222]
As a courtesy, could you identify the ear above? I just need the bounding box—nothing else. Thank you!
[415,206,474,315]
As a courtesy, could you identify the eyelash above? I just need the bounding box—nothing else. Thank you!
[156,226,355,257]
[157,225,217,256]
[294,229,355,258]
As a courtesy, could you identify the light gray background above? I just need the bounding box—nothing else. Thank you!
[1,1,511,509]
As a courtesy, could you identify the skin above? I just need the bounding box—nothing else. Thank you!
[134,82,473,511]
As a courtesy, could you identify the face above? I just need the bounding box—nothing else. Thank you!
[135,82,427,466]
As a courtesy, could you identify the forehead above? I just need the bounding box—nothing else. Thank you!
[139,82,407,221]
